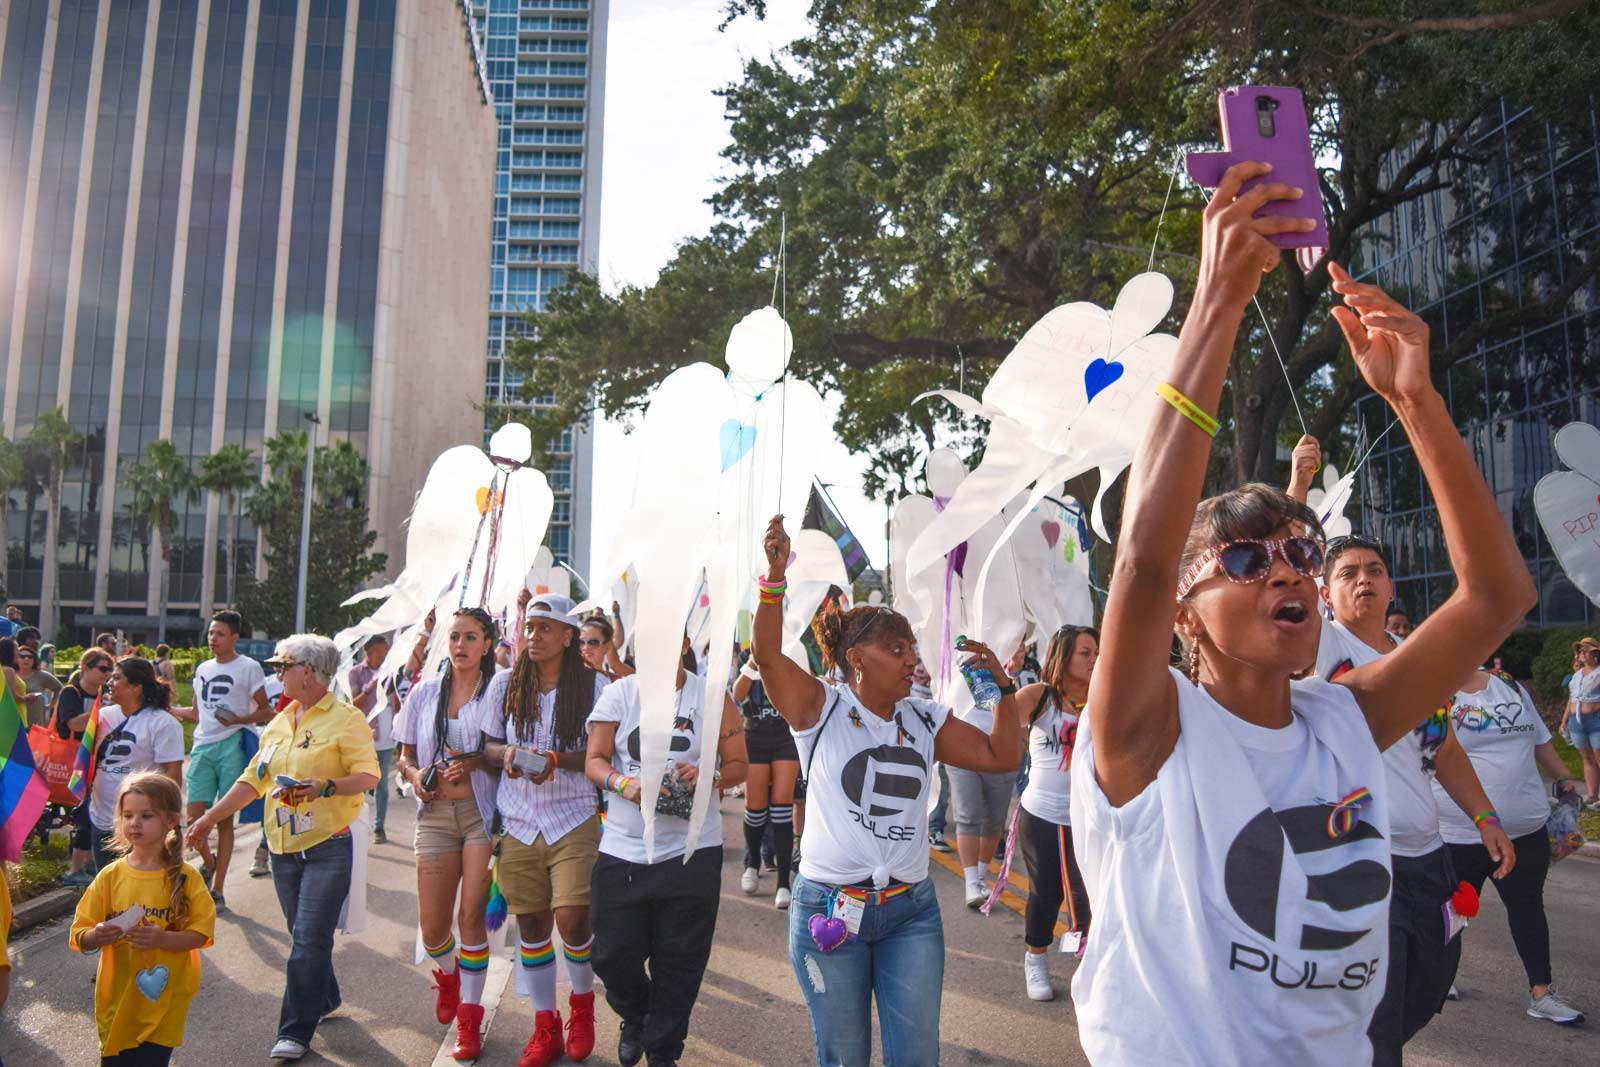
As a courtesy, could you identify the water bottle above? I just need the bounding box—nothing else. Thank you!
[957,636,1002,713]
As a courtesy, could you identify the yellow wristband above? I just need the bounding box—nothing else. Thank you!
[1156,382,1219,437]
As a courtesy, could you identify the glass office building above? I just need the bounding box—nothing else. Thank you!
[1,0,497,642]
[468,0,607,580]
[1354,98,1600,626]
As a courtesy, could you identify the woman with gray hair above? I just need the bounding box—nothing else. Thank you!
[186,633,380,1062]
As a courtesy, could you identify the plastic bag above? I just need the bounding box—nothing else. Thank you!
[1547,792,1585,863]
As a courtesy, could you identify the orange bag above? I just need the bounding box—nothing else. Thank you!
[27,725,82,806]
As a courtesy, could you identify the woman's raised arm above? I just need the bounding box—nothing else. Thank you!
[1091,161,1314,806]
[750,515,826,730]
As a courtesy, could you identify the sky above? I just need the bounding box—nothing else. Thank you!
[585,0,893,583]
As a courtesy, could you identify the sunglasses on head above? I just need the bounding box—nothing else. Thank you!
[1177,536,1325,599]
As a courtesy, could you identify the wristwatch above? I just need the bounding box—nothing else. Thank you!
[320,778,337,798]
[996,681,1018,696]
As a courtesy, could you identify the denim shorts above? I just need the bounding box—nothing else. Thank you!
[1569,712,1600,751]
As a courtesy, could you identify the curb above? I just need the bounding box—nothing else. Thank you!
[1576,842,1600,861]
[10,884,82,934]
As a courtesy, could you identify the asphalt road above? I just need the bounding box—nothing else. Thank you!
[4,794,1598,1066]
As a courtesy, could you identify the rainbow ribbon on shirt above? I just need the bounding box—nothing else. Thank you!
[1327,787,1373,839]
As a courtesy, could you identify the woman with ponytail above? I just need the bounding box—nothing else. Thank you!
[480,594,607,1067]
[753,515,1021,1067]
[87,658,186,873]
[391,608,502,1060]
[72,771,215,1066]
[1011,625,1097,1002]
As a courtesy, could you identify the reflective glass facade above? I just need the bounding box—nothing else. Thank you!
[2,0,490,641]
[469,0,606,575]
[1354,99,1600,626]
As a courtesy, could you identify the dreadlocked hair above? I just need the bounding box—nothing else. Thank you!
[433,608,498,757]
[1038,626,1098,725]
[111,772,191,929]
[812,605,915,675]
[506,626,597,752]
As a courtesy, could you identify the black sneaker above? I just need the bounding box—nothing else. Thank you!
[618,1020,645,1067]
[645,1058,678,1067]
[373,828,387,845]
[210,890,228,914]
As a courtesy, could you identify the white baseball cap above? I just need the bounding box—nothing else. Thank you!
[525,594,579,629]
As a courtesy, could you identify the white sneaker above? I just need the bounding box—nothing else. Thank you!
[1446,983,1460,1001]
[269,1037,308,1061]
[740,866,760,894]
[1528,988,1585,1024]
[775,887,791,910]
[965,876,988,908]
[1024,951,1054,1001]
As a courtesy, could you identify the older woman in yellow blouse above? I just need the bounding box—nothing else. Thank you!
[186,633,378,1063]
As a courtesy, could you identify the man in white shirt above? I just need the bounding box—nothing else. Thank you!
[172,610,272,910]
[1315,534,1513,1067]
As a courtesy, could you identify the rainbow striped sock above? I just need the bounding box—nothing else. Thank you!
[426,935,457,974]
[564,934,595,995]
[458,941,490,1004]
[521,937,557,1012]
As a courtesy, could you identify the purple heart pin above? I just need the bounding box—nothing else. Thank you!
[808,913,849,953]
[1084,357,1124,403]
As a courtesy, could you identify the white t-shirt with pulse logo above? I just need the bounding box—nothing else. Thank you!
[190,655,267,746]
[794,682,950,888]
[1070,668,1391,1066]
[589,673,722,865]
[1316,619,1448,858]
[1435,672,1552,844]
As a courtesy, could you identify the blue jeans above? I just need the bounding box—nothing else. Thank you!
[788,875,945,1067]
[270,834,353,1045]
[372,747,394,830]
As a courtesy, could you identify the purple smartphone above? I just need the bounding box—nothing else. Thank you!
[1185,85,1328,269]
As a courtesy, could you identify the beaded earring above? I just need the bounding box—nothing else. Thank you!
[1187,642,1203,686]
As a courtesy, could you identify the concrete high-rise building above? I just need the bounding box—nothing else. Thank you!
[468,0,607,583]
[1,0,496,643]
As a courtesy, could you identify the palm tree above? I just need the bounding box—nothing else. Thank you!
[123,439,198,645]
[0,434,26,591]
[199,443,255,609]
[28,407,83,641]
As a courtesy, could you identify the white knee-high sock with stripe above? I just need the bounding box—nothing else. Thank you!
[426,934,457,975]
[458,941,490,1004]
[520,937,558,1013]
[563,935,595,995]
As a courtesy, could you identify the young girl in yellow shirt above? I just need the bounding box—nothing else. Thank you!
[71,771,216,1066]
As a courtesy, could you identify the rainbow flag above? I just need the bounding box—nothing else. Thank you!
[66,694,102,803]
[1,680,50,862]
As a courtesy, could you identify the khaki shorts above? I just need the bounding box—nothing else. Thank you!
[495,815,601,913]
[413,797,490,856]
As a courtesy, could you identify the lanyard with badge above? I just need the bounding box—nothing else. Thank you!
[256,729,316,836]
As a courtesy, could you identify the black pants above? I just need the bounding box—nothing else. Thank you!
[1448,827,1552,989]
[591,845,722,1062]
[1017,807,1089,949]
[1369,846,1462,1067]
[102,1042,174,1066]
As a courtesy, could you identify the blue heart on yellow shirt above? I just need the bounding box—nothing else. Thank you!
[134,964,169,1001]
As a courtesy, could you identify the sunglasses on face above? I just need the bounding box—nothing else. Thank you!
[272,660,303,677]
[1177,536,1326,599]
[578,637,605,647]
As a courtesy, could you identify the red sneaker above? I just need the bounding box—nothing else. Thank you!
[453,1002,484,1061]
[518,1010,565,1067]
[432,969,461,1025]
[566,991,596,1061]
